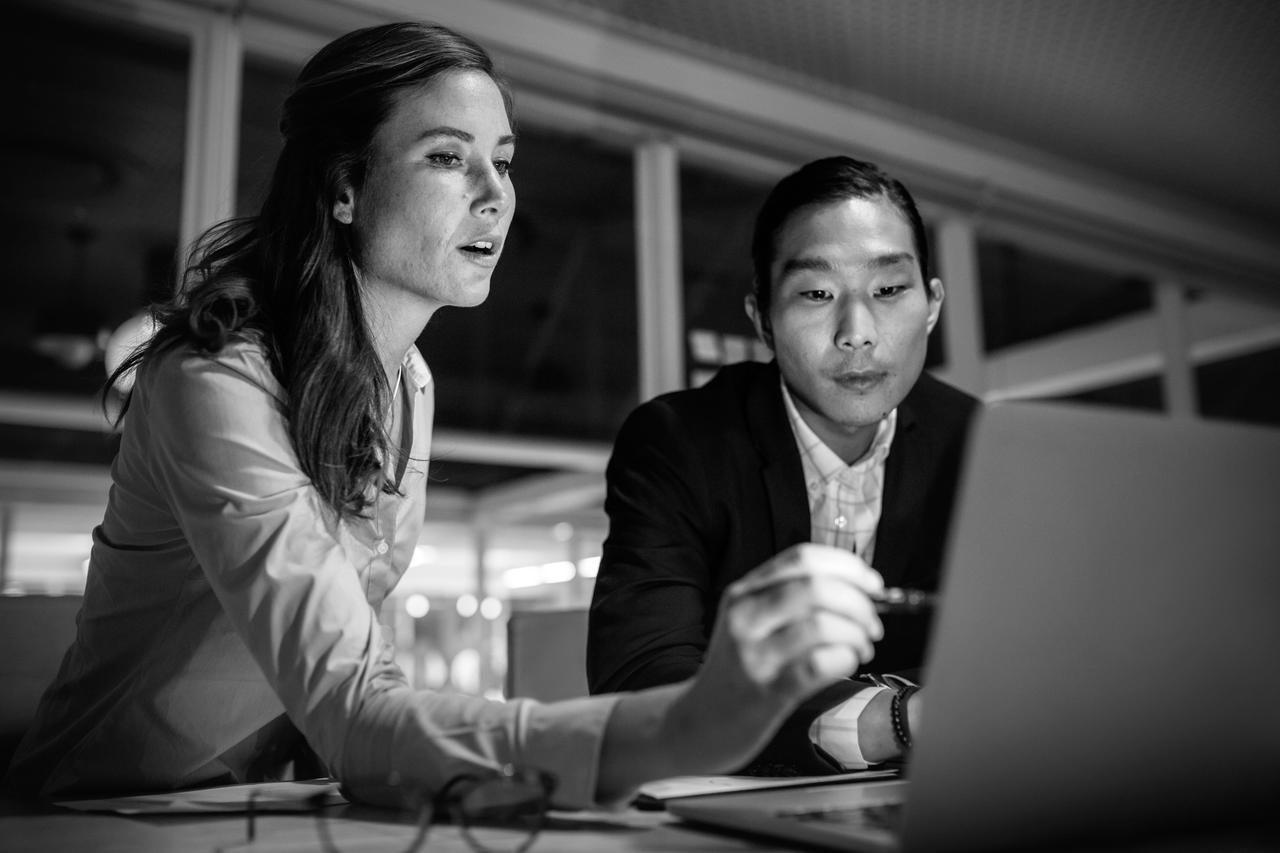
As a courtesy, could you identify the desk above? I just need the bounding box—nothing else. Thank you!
[0,795,761,853]
[3,794,1278,853]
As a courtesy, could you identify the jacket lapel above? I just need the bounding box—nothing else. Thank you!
[745,363,811,551]
[875,394,919,585]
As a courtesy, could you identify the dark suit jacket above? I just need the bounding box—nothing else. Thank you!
[587,361,979,773]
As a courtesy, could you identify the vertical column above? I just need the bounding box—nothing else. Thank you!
[634,139,685,401]
[472,523,494,694]
[566,528,590,608]
[0,504,11,593]
[180,12,243,277]
[1155,281,1196,418]
[934,218,986,397]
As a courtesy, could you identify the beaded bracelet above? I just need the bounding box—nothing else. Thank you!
[890,684,919,753]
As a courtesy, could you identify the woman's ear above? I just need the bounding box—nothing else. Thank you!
[332,186,355,225]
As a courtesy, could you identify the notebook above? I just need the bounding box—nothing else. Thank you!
[668,401,1280,852]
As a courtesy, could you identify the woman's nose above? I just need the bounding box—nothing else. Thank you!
[471,163,510,217]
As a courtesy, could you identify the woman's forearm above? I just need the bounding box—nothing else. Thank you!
[593,684,689,803]
[593,679,790,804]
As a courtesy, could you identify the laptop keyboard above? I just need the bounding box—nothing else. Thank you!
[777,801,905,831]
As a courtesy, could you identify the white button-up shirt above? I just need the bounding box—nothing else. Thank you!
[7,339,616,808]
[783,384,897,563]
[780,380,896,768]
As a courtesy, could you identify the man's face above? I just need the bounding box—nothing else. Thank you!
[339,70,516,318]
[748,195,943,460]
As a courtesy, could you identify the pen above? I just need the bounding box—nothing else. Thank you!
[870,587,938,614]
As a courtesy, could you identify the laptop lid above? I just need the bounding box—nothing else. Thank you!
[671,402,1280,852]
[903,402,1280,850]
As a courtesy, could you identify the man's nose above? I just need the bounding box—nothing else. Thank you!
[835,299,876,350]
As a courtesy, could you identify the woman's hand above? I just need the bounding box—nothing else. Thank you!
[595,544,885,802]
[664,543,886,772]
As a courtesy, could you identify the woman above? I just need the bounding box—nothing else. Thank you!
[4,22,886,809]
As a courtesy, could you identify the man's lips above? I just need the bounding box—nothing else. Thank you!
[831,370,887,390]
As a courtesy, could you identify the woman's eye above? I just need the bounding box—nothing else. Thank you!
[427,152,463,167]
[493,158,512,177]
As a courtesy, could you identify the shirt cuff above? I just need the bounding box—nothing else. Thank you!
[514,694,621,810]
[807,686,890,769]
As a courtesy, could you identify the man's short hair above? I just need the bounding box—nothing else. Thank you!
[750,156,931,320]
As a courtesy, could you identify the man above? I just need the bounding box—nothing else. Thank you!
[588,156,979,773]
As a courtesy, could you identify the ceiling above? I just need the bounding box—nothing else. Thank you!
[517,0,1280,240]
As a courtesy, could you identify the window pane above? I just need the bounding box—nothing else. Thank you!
[0,424,119,467]
[978,239,1152,352]
[0,6,188,460]
[1196,346,1280,427]
[680,163,770,388]
[237,55,296,217]
[1051,376,1164,412]
[2,502,101,596]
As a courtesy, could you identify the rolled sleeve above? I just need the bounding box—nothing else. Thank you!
[808,686,888,769]
[141,347,387,760]
[517,695,622,810]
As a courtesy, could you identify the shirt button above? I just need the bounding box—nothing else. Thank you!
[375,540,389,555]
[833,515,847,529]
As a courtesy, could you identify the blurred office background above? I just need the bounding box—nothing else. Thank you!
[2,0,1278,702]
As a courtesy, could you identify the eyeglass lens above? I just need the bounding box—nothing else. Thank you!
[452,771,553,853]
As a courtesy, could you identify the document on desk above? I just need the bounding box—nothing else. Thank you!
[55,779,345,814]
[634,768,897,808]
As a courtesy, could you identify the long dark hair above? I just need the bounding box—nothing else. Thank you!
[107,22,513,518]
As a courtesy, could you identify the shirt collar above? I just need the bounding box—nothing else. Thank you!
[401,347,433,393]
[780,378,897,480]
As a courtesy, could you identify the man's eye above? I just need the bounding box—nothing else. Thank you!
[427,152,463,167]
[800,290,832,302]
[875,284,908,298]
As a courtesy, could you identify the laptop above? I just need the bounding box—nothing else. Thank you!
[668,401,1280,851]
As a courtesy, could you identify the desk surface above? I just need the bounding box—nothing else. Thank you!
[0,796,757,853]
[3,794,1278,853]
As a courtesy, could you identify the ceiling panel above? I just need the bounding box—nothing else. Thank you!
[520,0,1280,233]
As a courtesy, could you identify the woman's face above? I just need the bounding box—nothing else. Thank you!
[338,70,515,318]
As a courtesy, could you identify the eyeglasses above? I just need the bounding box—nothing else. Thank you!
[301,764,556,853]
[438,765,556,853]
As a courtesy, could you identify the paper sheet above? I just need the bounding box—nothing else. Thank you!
[634,767,898,806]
[55,779,346,815]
